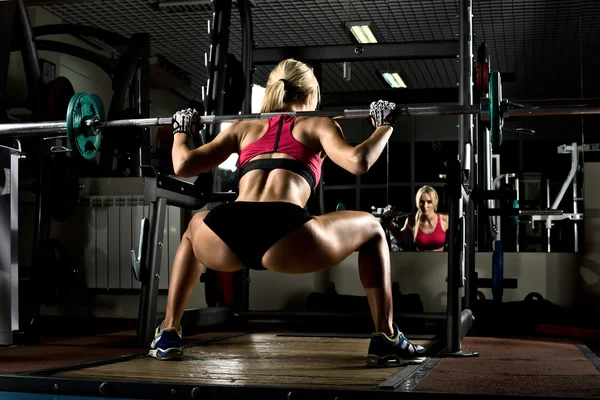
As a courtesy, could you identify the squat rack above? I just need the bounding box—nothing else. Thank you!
[164,0,478,357]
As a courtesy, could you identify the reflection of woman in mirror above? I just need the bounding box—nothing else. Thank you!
[382,186,448,252]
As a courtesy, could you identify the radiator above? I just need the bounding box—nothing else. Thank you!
[51,195,183,290]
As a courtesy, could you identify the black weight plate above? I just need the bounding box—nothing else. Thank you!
[48,155,80,222]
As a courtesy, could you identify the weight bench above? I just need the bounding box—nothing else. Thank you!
[131,168,236,345]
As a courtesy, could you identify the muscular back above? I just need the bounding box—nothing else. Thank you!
[235,116,329,206]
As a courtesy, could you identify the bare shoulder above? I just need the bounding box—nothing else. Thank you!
[440,214,449,222]
[236,119,267,145]
[297,117,345,155]
[297,116,340,132]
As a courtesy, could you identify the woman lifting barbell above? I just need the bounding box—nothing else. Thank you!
[382,186,448,252]
[150,59,426,367]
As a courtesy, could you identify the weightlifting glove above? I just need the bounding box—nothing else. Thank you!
[369,100,396,128]
[381,208,396,226]
[172,108,200,136]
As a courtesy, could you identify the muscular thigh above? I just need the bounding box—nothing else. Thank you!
[262,210,382,274]
[188,210,245,272]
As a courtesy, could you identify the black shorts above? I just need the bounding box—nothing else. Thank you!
[203,201,313,270]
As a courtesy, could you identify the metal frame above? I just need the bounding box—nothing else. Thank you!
[136,33,151,177]
[237,0,253,311]
[528,142,585,252]
[441,0,476,357]
[134,171,237,344]
[0,3,19,343]
[116,0,478,350]
[0,375,595,400]
[252,41,460,64]
[0,147,21,345]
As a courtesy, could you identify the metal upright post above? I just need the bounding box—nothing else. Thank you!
[0,151,20,345]
[546,179,551,252]
[205,0,232,143]
[515,177,520,252]
[17,2,50,337]
[459,0,474,173]
[572,143,579,252]
[0,2,17,113]
[16,0,41,118]
[237,0,253,312]
[475,44,486,253]
[443,0,477,357]
[458,0,473,335]
[137,197,168,345]
[137,33,151,177]
[239,0,253,115]
[445,159,462,354]
[460,0,475,312]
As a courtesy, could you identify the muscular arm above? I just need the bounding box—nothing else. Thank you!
[172,122,239,177]
[317,118,393,175]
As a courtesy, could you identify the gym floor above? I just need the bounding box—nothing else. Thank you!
[2,323,600,399]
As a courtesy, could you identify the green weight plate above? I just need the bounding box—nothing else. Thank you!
[489,72,503,153]
[513,199,519,227]
[67,92,104,161]
[336,203,345,211]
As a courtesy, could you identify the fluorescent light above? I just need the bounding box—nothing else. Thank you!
[346,22,377,44]
[381,72,407,89]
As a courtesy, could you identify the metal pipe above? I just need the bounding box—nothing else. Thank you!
[137,197,167,345]
[459,0,474,172]
[519,209,563,216]
[506,106,600,117]
[16,0,41,119]
[572,143,579,252]
[551,144,578,210]
[546,179,551,252]
[239,0,253,115]
[445,159,462,354]
[234,310,448,321]
[515,177,520,252]
[205,0,232,142]
[483,209,563,217]
[485,127,496,242]
[138,33,151,176]
[493,173,516,191]
[493,155,501,240]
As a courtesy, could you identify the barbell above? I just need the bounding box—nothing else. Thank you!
[2,72,600,160]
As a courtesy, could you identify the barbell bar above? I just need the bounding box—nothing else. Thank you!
[0,105,483,136]
[2,72,600,160]
[3,102,599,137]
